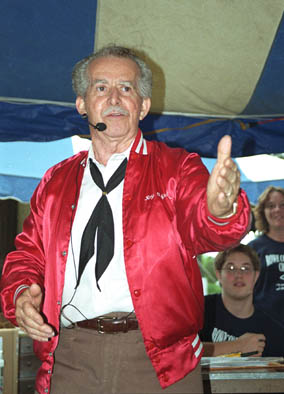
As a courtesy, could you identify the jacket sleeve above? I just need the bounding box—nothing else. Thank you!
[175,152,251,256]
[0,171,50,326]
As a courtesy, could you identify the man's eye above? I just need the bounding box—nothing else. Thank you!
[122,86,131,92]
[96,86,106,92]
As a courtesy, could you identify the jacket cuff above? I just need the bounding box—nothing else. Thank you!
[13,285,30,305]
[206,193,245,227]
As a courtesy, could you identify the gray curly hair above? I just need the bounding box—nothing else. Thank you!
[72,45,152,99]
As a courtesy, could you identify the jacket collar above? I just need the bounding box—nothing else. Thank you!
[131,129,148,155]
[80,128,149,168]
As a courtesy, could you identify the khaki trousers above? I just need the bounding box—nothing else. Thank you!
[50,325,204,394]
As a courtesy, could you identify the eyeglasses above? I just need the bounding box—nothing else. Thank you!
[222,264,254,275]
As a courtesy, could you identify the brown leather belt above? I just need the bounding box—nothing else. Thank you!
[76,316,139,333]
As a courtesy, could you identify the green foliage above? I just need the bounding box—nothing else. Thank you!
[198,254,221,294]
[198,254,216,282]
[207,282,221,294]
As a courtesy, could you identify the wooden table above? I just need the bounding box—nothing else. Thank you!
[201,357,284,393]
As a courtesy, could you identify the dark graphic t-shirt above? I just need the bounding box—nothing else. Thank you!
[249,234,284,324]
[200,294,284,357]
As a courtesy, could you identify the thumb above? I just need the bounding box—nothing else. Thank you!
[217,135,232,165]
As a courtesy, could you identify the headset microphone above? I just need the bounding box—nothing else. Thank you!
[88,121,107,132]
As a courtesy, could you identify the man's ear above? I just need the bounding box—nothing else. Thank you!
[139,98,151,120]
[253,270,260,285]
[76,96,86,115]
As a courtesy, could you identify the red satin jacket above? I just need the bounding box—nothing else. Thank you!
[0,130,250,392]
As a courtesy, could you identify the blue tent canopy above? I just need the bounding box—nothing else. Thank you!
[1,1,284,151]
[1,101,284,157]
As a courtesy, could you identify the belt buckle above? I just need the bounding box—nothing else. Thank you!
[97,316,116,334]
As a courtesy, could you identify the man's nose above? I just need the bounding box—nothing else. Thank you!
[234,269,244,276]
[108,87,121,105]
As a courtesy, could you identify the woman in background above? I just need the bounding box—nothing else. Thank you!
[248,186,284,327]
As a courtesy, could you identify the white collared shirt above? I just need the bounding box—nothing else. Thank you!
[61,146,134,326]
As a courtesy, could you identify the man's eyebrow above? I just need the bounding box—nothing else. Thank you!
[119,81,134,86]
[91,78,108,85]
[90,79,135,86]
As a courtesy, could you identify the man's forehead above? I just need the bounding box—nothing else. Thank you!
[225,252,252,263]
[224,258,252,265]
[89,56,139,76]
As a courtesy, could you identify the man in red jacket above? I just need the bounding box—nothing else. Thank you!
[0,45,250,394]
